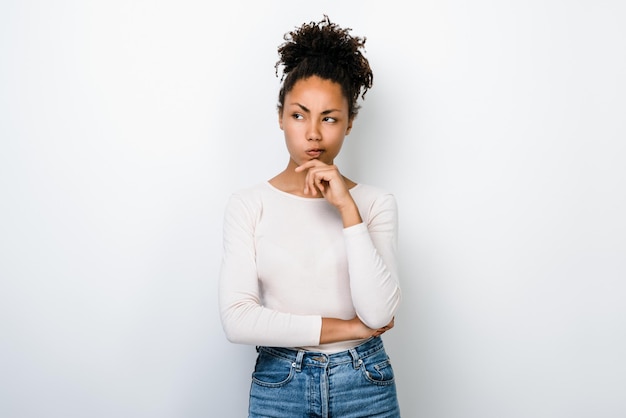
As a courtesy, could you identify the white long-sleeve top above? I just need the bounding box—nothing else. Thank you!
[219,181,401,353]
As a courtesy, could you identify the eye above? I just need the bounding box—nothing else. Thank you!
[292,113,304,120]
[323,116,337,123]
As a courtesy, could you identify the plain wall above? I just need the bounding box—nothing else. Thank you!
[1,1,625,417]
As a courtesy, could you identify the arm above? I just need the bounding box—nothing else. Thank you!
[320,317,394,344]
[344,193,401,329]
[219,193,321,346]
[295,161,402,329]
[218,192,392,346]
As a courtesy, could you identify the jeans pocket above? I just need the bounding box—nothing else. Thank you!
[361,354,396,385]
[251,351,296,388]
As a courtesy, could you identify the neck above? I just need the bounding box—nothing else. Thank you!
[268,159,319,197]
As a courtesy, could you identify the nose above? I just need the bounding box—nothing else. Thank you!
[307,120,321,141]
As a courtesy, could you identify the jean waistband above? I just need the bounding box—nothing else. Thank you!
[256,337,386,370]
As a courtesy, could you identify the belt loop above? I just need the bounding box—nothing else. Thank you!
[349,348,362,369]
[293,350,305,372]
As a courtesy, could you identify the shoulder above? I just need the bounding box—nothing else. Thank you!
[350,183,398,225]
[351,183,397,209]
[223,182,270,219]
[228,182,267,202]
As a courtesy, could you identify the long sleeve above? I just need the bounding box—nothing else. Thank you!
[218,192,322,347]
[344,192,401,329]
[218,182,401,352]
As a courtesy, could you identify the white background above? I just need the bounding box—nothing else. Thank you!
[1,1,625,417]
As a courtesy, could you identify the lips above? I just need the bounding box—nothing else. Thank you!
[305,149,323,158]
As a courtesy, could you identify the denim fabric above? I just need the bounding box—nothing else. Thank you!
[248,337,401,418]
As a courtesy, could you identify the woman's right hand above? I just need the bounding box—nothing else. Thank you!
[350,316,395,339]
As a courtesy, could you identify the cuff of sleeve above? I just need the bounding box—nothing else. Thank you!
[343,222,367,236]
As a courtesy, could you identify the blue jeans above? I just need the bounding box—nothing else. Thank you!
[249,337,401,417]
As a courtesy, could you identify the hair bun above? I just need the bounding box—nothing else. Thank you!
[276,15,367,78]
[275,15,373,117]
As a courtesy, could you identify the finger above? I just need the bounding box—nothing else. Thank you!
[312,168,332,195]
[306,168,316,195]
[315,172,326,194]
[304,166,322,196]
[306,168,319,196]
[295,159,327,173]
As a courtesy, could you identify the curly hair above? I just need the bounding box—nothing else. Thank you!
[275,15,373,118]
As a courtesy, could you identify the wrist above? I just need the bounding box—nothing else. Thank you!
[338,200,362,228]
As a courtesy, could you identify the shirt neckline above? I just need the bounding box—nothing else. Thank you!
[264,181,361,201]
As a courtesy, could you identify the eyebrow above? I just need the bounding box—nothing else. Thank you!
[291,102,342,115]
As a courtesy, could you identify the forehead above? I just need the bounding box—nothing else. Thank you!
[286,76,348,108]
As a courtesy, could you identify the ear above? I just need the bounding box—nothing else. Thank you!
[345,116,354,135]
[278,108,284,130]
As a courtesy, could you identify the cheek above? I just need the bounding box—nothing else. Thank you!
[283,121,306,139]
[283,126,301,150]
[282,124,295,140]
[328,130,346,147]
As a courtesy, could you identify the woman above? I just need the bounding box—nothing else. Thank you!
[219,16,402,417]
